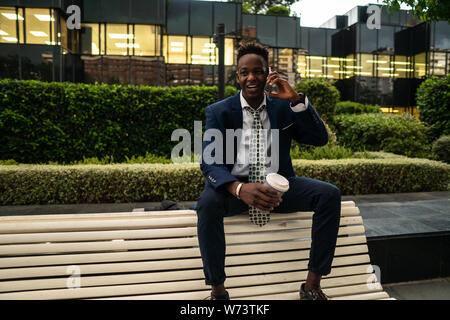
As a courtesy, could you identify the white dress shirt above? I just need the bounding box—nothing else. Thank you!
[231,91,309,177]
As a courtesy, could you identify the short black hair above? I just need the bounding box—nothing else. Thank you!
[236,41,269,70]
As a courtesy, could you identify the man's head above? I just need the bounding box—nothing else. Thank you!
[236,41,269,105]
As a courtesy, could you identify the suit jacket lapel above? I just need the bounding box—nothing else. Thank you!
[230,94,243,166]
[231,93,243,130]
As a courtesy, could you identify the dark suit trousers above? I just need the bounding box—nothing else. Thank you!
[196,176,341,286]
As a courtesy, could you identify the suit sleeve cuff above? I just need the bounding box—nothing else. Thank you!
[290,96,309,113]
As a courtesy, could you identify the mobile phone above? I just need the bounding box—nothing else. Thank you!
[264,67,277,94]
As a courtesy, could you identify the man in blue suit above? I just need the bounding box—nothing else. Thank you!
[197,41,341,300]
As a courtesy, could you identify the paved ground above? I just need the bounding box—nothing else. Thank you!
[342,191,450,238]
[383,277,450,300]
[1,191,449,300]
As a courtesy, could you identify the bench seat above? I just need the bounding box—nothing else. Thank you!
[0,201,392,300]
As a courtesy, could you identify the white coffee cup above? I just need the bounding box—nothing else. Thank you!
[264,173,289,197]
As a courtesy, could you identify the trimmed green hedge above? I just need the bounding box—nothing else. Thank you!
[294,79,340,121]
[335,101,382,115]
[432,135,450,163]
[0,79,238,164]
[1,158,448,205]
[416,75,450,140]
[333,113,431,158]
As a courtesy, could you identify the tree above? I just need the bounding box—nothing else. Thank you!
[266,5,290,16]
[382,0,450,22]
[230,0,299,15]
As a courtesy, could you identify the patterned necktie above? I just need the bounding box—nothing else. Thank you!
[245,105,269,227]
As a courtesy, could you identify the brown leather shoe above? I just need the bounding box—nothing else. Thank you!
[204,290,230,300]
[300,283,329,300]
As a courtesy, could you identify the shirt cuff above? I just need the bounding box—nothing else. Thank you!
[290,96,309,112]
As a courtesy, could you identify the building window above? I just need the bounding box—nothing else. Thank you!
[306,55,326,78]
[225,38,234,66]
[191,37,215,65]
[372,54,395,78]
[0,6,21,43]
[164,35,188,64]
[430,52,446,76]
[80,23,161,57]
[297,54,307,78]
[25,8,55,45]
[391,55,412,78]
[414,53,428,78]
[356,54,374,77]
[323,56,340,79]
[134,25,160,56]
[330,55,356,79]
[59,16,68,48]
[278,48,293,74]
[81,23,99,55]
[105,24,130,56]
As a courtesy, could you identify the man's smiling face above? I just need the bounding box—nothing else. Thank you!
[236,53,268,107]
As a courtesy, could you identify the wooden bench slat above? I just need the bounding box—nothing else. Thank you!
[233,283,384,300]
[0,253,371,293]
[0,216,363,245]
[91,264,373,300]
[0,207,360,234]
[0,235,368,268]
[97,274,381,300]
[0,244,368,281]
[0,202,358,222]
[331,291,390,300]
[0,270,376,300]
[0,225,365,256]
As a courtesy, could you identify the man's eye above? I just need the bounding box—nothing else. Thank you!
[255,70,264,75]
[240,72,248,76]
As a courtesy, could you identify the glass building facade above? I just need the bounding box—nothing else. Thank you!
[0,0,448,111]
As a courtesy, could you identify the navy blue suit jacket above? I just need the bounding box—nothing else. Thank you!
[200,92,328,193]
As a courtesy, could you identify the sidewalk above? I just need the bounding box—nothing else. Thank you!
[383,277,450,300]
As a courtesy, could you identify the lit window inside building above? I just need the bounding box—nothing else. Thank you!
[81,23,100,55]
[164,35,188,64]
[356,54,374,77]
[431,52,447,75]
[297,55,307,78]
[25,8,55,45]
[324,57,340,79]
[306,56,326,78]
[134,25,161,56]
[192,37,216,65]
[278,48,293,74]
[414,52,428,78]
[375,54,396,77]
[106,24,130,56]
[0,7,21,43]
[225,38,234,66]
[392,55,413,78]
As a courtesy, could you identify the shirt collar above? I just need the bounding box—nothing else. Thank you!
[240,90,266,112]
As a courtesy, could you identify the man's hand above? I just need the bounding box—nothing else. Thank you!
[265,70,301,104]
[239,183,282,211]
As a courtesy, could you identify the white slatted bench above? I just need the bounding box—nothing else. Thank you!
[0,201,393,300]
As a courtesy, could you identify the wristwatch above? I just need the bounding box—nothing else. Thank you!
[290,92,305,106]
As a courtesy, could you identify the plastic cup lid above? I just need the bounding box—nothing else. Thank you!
[266,173,289,192]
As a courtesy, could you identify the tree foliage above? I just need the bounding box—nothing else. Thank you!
[266,5,290,16]
[382,0,450,22]
[231,0,299,15]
